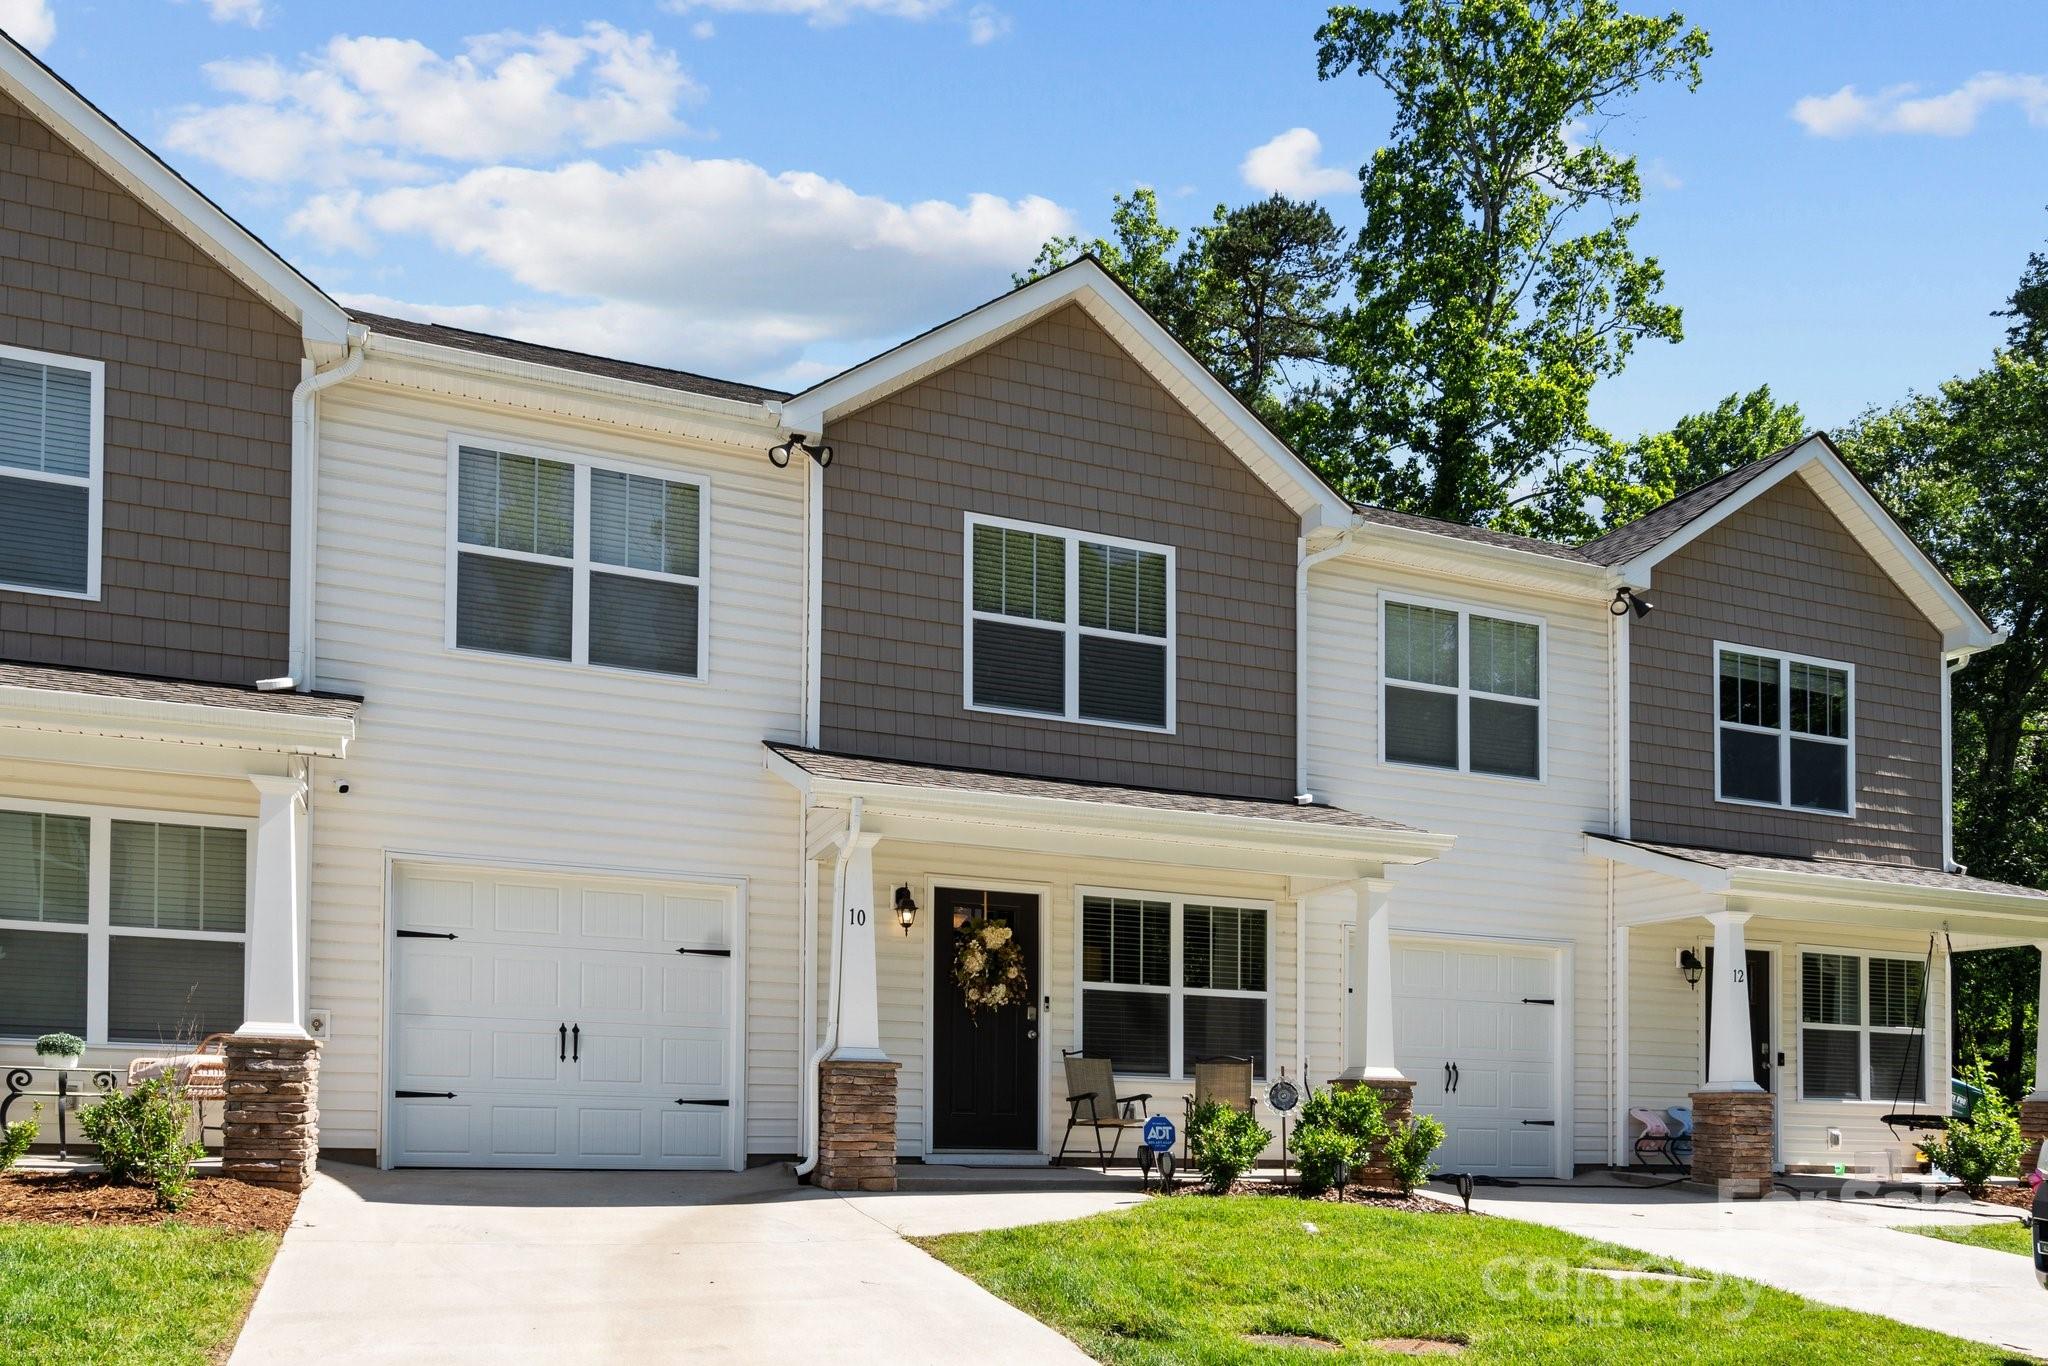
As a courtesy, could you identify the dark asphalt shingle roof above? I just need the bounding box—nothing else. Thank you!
[351,311,789,405]
[1353,503,1595,563]
[0,662,362,719]
[767,743,1426,833]
[1576,439,1811,566]
[1590,835,2048,900]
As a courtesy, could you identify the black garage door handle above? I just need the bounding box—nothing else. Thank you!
[395,1090,456,1099]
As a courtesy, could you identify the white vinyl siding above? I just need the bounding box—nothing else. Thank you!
[0,343,103,599]
[1381,596,1544,781]
[1715,643,1854,816]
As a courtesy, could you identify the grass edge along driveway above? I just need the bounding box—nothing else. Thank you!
[917,1197,2020,1364]
[1897,1219,2035,1258]
[0,1223,279,1365]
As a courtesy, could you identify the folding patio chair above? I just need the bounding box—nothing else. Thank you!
[1056,1050,1152,1172]
[1184,1055,1257,1162]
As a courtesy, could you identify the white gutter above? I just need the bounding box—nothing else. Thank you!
[288,328,367,687]
[795,796,862,1177]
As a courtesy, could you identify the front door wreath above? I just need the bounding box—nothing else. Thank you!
[952,918,1027,1018]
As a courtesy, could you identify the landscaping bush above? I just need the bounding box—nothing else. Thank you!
[33,1033,84,1061]
[78,1076,203,1211]
[1923,1058,2025,1199]
[1291,1085,1388,1196]
[1187,1101,1272,1193]
[1381,1114,1447,1195]
[0,1110,36,1172]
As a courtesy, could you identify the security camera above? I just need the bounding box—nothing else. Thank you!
[330,778,351,795]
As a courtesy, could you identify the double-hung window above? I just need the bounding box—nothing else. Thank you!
[1078,891,1270,1078]
[1799,949,1925,1102]
[0,343,103,598]
[452,442,706,679]
[1382,598,1543,780]
[1715,645,1852,814]
[964,514,1174,731]
[0,804,249,1044]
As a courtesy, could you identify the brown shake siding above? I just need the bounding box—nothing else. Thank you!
[1629,473,1944,864]
[0,89,300,685]
[818,304,1298,799]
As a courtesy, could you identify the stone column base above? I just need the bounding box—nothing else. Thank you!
[1689,1088,1774,1200]
[222,1036,321,1192]
[815,1058,899,1192]
[1332,1075,1414,1191]
[2020,1098,2048,1176]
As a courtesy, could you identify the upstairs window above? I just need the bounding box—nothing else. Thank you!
[1716,645,1852,814]
[451,442,706,679]
[0,344,102,598]
[1382,598,1544,780]
[964,514,1174,731]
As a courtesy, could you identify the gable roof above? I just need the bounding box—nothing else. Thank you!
[776,257,1355,533]
[1577,440,1807,567]
[0,32,347,347]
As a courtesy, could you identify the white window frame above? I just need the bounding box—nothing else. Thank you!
[0,798,253,1046]
[1377,592,1547,783]
[443,434,711,683]
[962,512,1178,734]
[1712,641,1856,818]
[1072,885,1273,1081]
[0,341,105,601]
[1795,945,1929,1105]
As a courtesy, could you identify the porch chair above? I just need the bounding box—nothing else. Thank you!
[1183,1055,1257,1163]
[1629,1105,1693,1171]
[127,1033,230,1148]
[1056,1050,1152,1172]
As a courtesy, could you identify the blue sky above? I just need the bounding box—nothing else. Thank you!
[5,0,2046,441]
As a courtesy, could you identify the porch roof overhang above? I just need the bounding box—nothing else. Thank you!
[0,663,359,758]
[767,743,1455,882]
[1587,833,2048,938]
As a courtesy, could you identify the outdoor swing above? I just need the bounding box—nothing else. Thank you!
[1879,930,1952,1137]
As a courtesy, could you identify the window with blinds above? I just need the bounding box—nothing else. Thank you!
[1717,646,1852,814]
[453,444,706,678]
[1799,950,1925,1103]
[1078,892,1270,1079]
[0,810,89,1036]
[1383,599,1543,779]
[0,346,102,597]
[966,514,1173,731]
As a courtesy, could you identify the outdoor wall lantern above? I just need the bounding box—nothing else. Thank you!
[1677,947,1705,989]
[893,885,919,936]
[1610,586,1654,619]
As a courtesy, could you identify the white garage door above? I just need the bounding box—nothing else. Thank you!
[390,864,738,1169]
[1392,938,1561,1179]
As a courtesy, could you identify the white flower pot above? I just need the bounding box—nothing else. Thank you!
[41,1054,79,1071]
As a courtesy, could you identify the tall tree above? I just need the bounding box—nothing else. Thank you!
[1998,221,2046,361]
[1018,188,1191,343]
[1314,0,1709,521]
[1505,385,1805,541]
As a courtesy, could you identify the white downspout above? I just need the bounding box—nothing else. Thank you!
[795,796,861,1177]
[1941,653,1967,872]
[287,328,368,688]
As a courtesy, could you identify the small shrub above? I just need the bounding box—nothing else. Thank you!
[0,1107,37,1171]
[1924,1058,2025,1199]
[1382,1114,1447,1195]
[79,1076,204,1211]
[1291,1085,1389,1196]
[34,1032,85,1059]
[1290,1126,1359,1196]
[1188,1101,1272,1193]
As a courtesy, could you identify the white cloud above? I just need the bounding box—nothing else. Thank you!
[316,151,1072,383]
[164,23,699,184]
[200,0,266,26]
[1240,128,1354,197]
[691,19,716,39]
[0,0,56,52]
[1792,72,2048,138]
[661,0,950,25]
[966,4,1010,44]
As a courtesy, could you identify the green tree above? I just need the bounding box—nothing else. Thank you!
[1314,0,1709,521]
[1018,187,1190,341]
[1505,385,1805,540]
[1181,194,1351,404]
[1997,217,2046,361]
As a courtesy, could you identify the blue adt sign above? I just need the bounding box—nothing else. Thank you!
[1141,1115,1176,1153]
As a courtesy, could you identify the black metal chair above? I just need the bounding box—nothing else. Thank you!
[1056,1049,1152,1171]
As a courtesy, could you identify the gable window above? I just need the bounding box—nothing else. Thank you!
[1715,645,1852,814]
[1078,891,1269,1078]
[0,344,103,598]
[1799,949,1925,1102]
[1382,598,1543,780]
[964,514,1174,731]
[451,442,706,679]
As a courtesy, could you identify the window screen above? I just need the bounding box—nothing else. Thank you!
[1384,601,1542,778]
[0,353,96,594]
[1080,895,1171,1076]
[107,937,244,1044]
[1717,648,1851,813]
[0,809,88,925]
[110,822,247,933]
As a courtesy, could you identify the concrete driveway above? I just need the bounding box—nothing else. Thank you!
[1464,1177,2043,1359]
[232,1165,1139,1364]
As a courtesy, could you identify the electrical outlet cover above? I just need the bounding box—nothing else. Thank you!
[307,1009,332,1040]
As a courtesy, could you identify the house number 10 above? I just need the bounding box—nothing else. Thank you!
[848,907,867,926]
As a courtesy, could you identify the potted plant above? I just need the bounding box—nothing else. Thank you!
[35,1033,85,1071]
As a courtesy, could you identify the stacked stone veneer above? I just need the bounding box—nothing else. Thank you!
[1688,1089,1774,1199]
[222,1037,320,1191]
[1332,1076,1415,1191]
[815,1058,899,1192]
[2022,1098,2048,1177]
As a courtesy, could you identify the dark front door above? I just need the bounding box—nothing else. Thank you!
[1705,947,1773,1090]
[932,887,1039,1150]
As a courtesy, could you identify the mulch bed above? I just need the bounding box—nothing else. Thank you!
[1974,1182,2038,1210]
[0,1171,298,1234]
[1155,1180,1462,1213]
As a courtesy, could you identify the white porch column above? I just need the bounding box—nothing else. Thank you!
[830,830,886,1061]
[238,774,310,1039]
[1702,909,1761,1092]
[2031,943,2048,1101]
[1339,879,1404,1082]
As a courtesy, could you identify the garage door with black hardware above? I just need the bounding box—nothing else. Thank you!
[389,865,737,1169]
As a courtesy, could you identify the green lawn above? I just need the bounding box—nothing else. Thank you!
[918,1197,2017,1364]
[1897,1219,2035,1257]
[0,1224,278,1364]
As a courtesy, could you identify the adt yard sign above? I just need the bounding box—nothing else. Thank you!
[1142,1115,1176,1153]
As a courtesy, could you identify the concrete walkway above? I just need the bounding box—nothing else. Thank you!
[232,1165,1141,1364]
[1463,1176,2043,1358]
